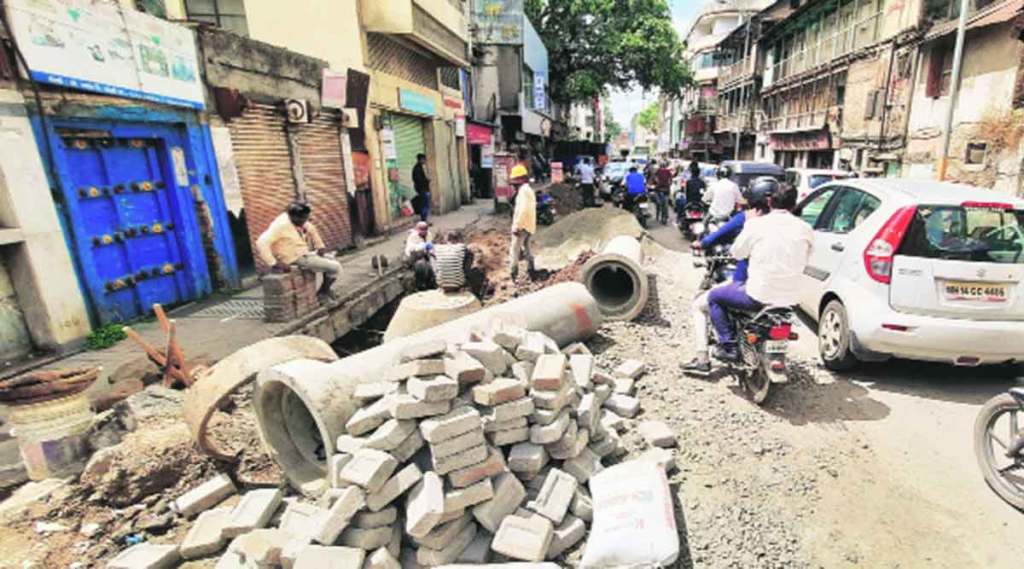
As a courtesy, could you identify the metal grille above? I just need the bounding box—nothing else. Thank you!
[186,298,264,320]
[228,103,295,270]
[440,67,462,90]
[297,111,354,251]
[367,33,439,90]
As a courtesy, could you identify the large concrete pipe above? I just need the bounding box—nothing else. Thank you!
[254,282,602,495]
[579,235,649,321]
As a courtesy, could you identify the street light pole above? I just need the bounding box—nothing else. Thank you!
[936,0,971,181]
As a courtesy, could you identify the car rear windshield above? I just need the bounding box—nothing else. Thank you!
[899,205,1024,264]
[733,172,783,189]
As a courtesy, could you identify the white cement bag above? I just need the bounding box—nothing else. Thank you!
[580,459,679,568]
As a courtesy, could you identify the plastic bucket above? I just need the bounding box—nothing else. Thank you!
[9,392,94,480]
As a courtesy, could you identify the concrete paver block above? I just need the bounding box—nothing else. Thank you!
[600,409,625,432]
[418,522,477,566]
[526,468,577,524]
[353,381,399,402]
[562,447,604,483]
[483,415,528,433]
[511,361,534,383]
[448,446,507,488]
[490,514,554,562]
[528,409,570,445]
[508,442,549,475]
[354,506,397,529]
[613,359,645,379]
[345,395,394,436]
[603,394,640,418]
[577,393,600,433]
[107,543,179,569]
[547,424,588,461]
[589,429,622,458]
[531,381,574,412]
[471,472,526,533]
[473,378,527,406]
[390,428,425,463]
[434,443,489,475]
[402,339,448,362]
[638,420,676,448]
[415,511,473,550]
[431,427,486,459]
[562,342,592,356]
[482,397,535,423]
[547,514,586,558]
[530,407,559,426]
[367,463,423,512]
[174,474,236,518]
[406,471,445,538]
[456,530,491,563]
[568,354,594,389]
[612,376,635,395]
[234,528,291,567]
[593,383,613,406]
[488,425,530,447]
[408,374,460,402]
[445,351,488,384]
[339,449,398,493]
[222,488,283,538]
[180,507,232,559]
[366,419,419,451]
[314,486,366,545]
[391,395,453,420]
[514,332,546,362]
[638,447,676,472]
[591,369,614,385]
[336,434,368,454]
[405,359,448,378]
[491,321,526,351]
[278,501,326,540]
[569,487,592,522]
[365,547,401,569]
[444,478,494,513]
[293,545,366,568]
[460,341,509,375]
[340,525,392,549]
[420,406,482,443]
[329,454,354,489]
[530,354,566,391]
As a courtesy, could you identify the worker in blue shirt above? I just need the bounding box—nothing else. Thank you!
[624,166,646,211]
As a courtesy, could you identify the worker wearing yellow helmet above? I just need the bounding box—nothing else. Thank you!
[508,163,536,280]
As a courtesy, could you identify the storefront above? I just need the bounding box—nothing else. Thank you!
[769,129,835,169]
[467,121,495,198]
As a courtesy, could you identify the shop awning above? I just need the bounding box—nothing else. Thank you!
[925,0,1024,41]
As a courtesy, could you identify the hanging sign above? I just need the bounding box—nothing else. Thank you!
[5,0,205,109]
[455,114,466,137]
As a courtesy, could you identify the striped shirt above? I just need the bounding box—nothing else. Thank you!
[432,244,468,290]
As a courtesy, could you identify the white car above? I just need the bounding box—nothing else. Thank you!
[787,168,855,202]
[794,179,1024,370]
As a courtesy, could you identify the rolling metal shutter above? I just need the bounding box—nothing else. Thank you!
[227,103,296,268]
[392,114,426,202]
[296,111,354,251]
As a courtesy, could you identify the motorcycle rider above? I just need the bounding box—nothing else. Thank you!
[624,165,646,211]
[707,164,743,221]
[682,180,769,375]
[685,161,706,205]
[705,178,813,363]
[654,160,673,224]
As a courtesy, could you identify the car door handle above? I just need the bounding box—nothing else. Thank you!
[830,242,845,252]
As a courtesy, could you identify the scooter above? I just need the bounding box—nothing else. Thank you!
[634,192,652,228]
[679,201,708,240]
[974,386,1024,510]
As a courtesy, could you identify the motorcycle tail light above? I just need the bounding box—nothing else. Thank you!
[770,360,786,372]
[768,324,792,340]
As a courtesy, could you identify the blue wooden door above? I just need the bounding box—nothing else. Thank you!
[53,124,208,323]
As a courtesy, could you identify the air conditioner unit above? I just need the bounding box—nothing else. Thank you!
[284,99,311,123]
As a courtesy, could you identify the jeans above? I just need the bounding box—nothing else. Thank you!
[708,281,762,346]
[419,191,431,222]
[508,231,535,276]
[294,252,342,294]
[580,183,595,207]
[652,191,669,223]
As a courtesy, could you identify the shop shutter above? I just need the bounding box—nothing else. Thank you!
[392,115,426,201]
[227,103,296,268]
[296,111,354,251]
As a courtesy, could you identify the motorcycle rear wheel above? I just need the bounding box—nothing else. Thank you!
[737,366,771,405]
[973,393,1024,510]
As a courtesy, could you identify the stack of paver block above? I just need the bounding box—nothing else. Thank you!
[109,324,653,569]
[263,270,319,322]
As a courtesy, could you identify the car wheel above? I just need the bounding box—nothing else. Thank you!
[819,300,859,371]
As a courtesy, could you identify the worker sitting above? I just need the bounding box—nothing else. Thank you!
[256,201,341,300]
[404,221,436,291]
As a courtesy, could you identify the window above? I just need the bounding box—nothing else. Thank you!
[965,142,987,164]
[822,189,881,233]
[797,188,837,227]
[900,205,1024,264]
[185,0,248,37]
[926,45,954,98]
[522,65,534,109]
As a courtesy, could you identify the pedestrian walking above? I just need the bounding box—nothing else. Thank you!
[576,157,596,207]
[256,202,341,300]
[412,153,431,222]
[507,164,536,281]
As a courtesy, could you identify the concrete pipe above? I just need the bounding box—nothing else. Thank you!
[580,235,649,321]
[254,282,602,495]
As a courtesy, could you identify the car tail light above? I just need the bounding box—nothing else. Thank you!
[863,206,917,284]
[768,324,792,340]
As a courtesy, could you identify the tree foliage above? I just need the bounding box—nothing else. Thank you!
[604,114,623,142]
[525,0,692,105]
[636,101,660,134]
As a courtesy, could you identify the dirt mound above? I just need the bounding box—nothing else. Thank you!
[546,182,584,215]
[534,207,643,271]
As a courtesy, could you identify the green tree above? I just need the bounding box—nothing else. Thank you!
[604,115,623,142]
[635,101,660,134]
[525,0,692,104]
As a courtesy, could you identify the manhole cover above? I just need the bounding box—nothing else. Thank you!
[187,298,264,320]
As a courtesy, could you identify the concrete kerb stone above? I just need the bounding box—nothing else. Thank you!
[173,474,236,518]
[222,488,283,538]
[471,471,526,533]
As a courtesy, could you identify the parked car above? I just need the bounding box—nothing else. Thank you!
[787,168,855,202]
[793,179,1024,371]
[720,160,786,189]
[603,161,631,187]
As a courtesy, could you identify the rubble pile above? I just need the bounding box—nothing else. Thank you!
[110,323,657,568]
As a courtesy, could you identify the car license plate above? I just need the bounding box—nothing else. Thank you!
[765,340,788,354]
[943,280,1008,303]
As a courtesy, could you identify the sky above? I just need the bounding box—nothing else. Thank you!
[608,0,704,130]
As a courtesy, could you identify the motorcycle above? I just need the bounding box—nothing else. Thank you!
[633,192,652,228]
[679,201,708,240]
[537,192,556,226]
[692,243,738,292]
[974,386,1024,510]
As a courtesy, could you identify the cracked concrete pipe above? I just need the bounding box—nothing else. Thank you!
[580,235,649,321]
[254,282,601,495]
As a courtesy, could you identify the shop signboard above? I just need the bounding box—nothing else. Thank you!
[5,0,205,109]
[399,89,436,116]
[493,153,516,203]
[481,136,495,168]
[473,0,524,45]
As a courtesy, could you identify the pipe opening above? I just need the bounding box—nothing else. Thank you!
[590,264,638,310]
[254,381,329,495]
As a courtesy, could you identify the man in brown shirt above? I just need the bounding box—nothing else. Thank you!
[256,202,341,298]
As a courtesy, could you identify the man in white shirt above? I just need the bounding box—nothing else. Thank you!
[576,157,596,208]
[707,165,743,220]
[404,221,435,290]
[707,179,813,362]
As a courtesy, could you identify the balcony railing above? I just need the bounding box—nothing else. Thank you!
[719,57,756,87]
[715,112,755,133]
[761,109,829,133]
[766,7,883,87]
